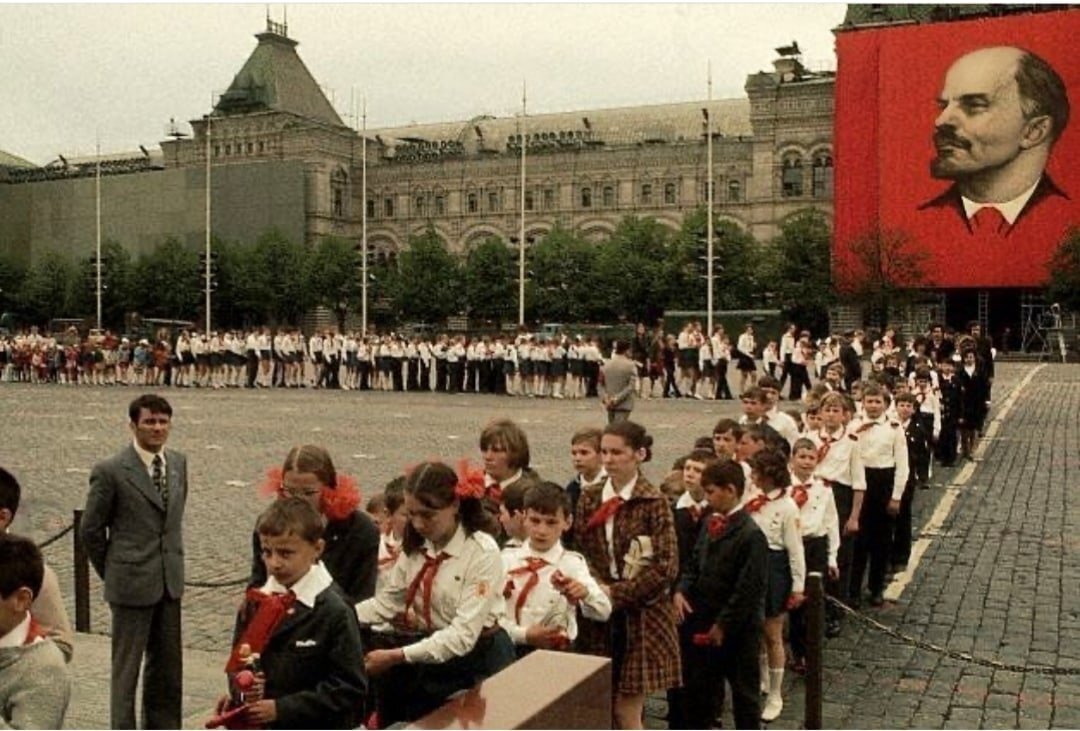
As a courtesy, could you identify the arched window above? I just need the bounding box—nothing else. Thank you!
[664,182,677,205]
[543,188,555,210]
[488,191,500,212]
[781,154,803,198]
[435,195,446,215]
[812,152,834,198]
[415,195,425,216]
[467,192,478,213]
[581,187,592,208]
[640,183,652,205]
[728,179,742,202]
[384,197,395,218]
[603,185,615,208]
[331,168,348,219]
[525,191,535,211]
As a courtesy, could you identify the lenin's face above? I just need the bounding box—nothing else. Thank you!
[931,48,1031,180]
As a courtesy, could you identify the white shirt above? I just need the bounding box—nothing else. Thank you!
[499,541,611,645]
[765,407,801,447]
[780,333,796,359]
[600,475,638,579]
[809,425,866,492]
[376,531,403,593]
[674,490,708,512]
[261,561,334,609]
[747,488,806,593]
[355,524,505,665]
[852,414,910,501]
[132,439,166,481]
[961,177,1040,226]
[0,613,32,648]
[789,473,840,568]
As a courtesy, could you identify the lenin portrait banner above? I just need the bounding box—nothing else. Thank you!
[833,10,1079,290]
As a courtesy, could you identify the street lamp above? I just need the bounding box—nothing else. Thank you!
[705,62,715,335]
[203,114,212,335]
[518,81,527,327]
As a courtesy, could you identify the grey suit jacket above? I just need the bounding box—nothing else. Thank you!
[81,444,187,606]
[600,354,637,413]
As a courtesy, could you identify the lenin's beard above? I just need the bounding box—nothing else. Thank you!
[930,127,973,179]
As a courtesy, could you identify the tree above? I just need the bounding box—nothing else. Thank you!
[526,226,600,322]
[131,237,202,320]
[0,250,28,321]
[673,208,763,312]
[18,249,78,326]
[305,236,361,331]
[1045,226,1080,311]
[70,239,135,330]
[594,216,680,323]
[834,226,933,329]
[248,228,312,325]
[463,237,516,322]
[763,209,835,334]
[394,226,461,323]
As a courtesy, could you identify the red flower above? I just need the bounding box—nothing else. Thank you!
[256,465,361,523]
[454,459,487,500]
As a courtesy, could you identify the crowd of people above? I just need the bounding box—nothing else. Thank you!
[0,317,999,730]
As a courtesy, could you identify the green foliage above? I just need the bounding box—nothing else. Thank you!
[130,236,201,320]
[0,250,28,319]
[393,226,461,322]
[464,237,516,321]
[249,228,312,325]
[835,226,932,329]
[19,249,78,324]
[1046,226,1080,311]
[675,208,763,312]
[527,226,600,322]
[305,236,360,329]
[764,209,835,333]
[594,216,681,323]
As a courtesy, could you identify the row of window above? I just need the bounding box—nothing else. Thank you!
[212,140,267,157]
[781,152,833,198]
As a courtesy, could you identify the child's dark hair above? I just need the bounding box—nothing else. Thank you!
[0,533,44,599]
[749,450,793,490]
[603,420,653,463]
[913,366,932,382]
[895,392,918,407]
[503,474,540,516]
[740,386,766,403]
[366,493,387,515]
[687,448,717,466]
[480,419,531,471]
[0,466,21,517]
[570,427,603,450]
[693,435,714,451]
[523,481,571,518]
[383,476,406,514]
[282,444,338,491]
[712,418,742,438]
[862,381,892,404]
[128,393,172,423]
[701,461,746,498]
[402,461,498,553]
[758,375,781,391]
[256,497,326,544]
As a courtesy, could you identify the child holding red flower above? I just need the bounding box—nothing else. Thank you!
[250,445,380,603]
[354,460,513,727]
[671,460,767,730]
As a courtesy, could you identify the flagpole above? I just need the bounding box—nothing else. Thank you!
[706,61,715,336]
[518,81,527,326]
[95,134,102,331]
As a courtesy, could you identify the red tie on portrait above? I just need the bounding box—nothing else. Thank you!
[404,551,451,631]
[586,495,625,531]
[972,206,1008,236]
[506,556,549,623]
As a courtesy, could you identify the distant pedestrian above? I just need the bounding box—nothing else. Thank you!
[600,340,637,423]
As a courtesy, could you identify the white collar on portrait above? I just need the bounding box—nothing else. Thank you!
[962,176,1040,225]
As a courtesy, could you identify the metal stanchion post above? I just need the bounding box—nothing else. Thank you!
[805,571,825,729]
[73,508,90,632]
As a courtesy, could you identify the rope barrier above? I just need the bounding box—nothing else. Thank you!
[827,597,1080,675]
[184,577,249,589]
[36,522,74,550]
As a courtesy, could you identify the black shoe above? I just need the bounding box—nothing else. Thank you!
[869,591,885,607]
[825,619,842,638]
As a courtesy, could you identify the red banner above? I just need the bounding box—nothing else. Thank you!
[834,10,1079,289]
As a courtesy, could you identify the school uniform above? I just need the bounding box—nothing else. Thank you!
[499,541,611,653]
[745,489,805,617]
[809,425,865,609]
[957,362,991,440]
[671,507,767,730]
[892,415,932,569]
[936,373,961,465]
[850,414,909,603]
[355,524,514,726]
[788,474,840,663]
[491,342,506,394]
[232,562,367,729]
[672,490,710,589]
[376,530,402,593]
[418,341,433,391]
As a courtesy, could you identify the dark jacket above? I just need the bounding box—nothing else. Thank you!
[251,511,379,603]
[673,504,711,589]
[956,363,991,426]
[232,583,367,729]
[678,510,767,635]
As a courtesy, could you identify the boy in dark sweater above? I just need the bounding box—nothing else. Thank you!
[216,498,367,729]
[671,460,768,730]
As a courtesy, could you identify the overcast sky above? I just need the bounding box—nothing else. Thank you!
[0,3,846,165]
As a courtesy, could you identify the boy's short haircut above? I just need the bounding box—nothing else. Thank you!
[791,437,817,456]
[570,427,603,450]
[803,400,821,415]
[895,392,918,407]
[712,418,742,438]
[383,476,406,513]
[701,461,746,497]
[785,409,804,425]
[819,392,847,410]
[758,375,781,391]
[127,393,172,423]
[503,474,540,515]
[670,455,688,472]
[0,533,44,599]
[365,493,386,515]
[914,366,932,381]
[862,382,887,400]
[687,448,717,466]
[480,419,531,470]
[741,424,768,444]
[807,383,830,402]
[693,435,715,451]
[0,466,21,516]
[256,497,326,544]
[740,386,766,403]
[827,362,844,374]
[522,481,571,517]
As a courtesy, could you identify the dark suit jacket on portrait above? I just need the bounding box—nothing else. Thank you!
[81,444,187,606]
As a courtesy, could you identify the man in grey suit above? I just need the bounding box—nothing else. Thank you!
[600,340,638,423]
[81,394,186,729]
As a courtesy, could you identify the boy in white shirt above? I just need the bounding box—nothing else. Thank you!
[500,482,611,656]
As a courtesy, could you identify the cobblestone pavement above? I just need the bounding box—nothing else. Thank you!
[5,362,1078,729]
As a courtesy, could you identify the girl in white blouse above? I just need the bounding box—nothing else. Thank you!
[355,460,513,725]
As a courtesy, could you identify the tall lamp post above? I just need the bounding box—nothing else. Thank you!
[95,136,102,331]
[361,95,369,336]
[705,62,715,336]
[204,114,212,335]
[518,81,527,327]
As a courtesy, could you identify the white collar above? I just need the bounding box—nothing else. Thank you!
[423,522,468,558]
[961,177,1040,225]
[0,613,31,649]
[260,560,334,609]
[579,469,607,488]
[601,474,638,502]
[486,470,524,490]
[523,540,565,564]
[132,440,165,470]
[675,491,707,510]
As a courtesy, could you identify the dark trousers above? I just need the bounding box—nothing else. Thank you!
[790,535,829,661]
[714,360,733,399]
[585,362,600,397]
[851,468,896,599]
[670,610,761,730]
[359,361,371,390]
[245,352,258,387]
[110,596,182,729]
[435,360,447,392]
[778,354,793,392]
[448,362,462,393]
[789,363,811,401]
[891,478,916,567]
[663,366,680,397]
[828,483,855,611]
[492,359,505,394]
[936,419,958,465]
[392,358,404,391]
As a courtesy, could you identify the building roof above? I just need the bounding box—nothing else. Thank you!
[367,97,752,157]
[212,25,344,128]
[0,148,36,169]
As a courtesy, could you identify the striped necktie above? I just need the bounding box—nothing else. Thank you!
[152,453,168,509]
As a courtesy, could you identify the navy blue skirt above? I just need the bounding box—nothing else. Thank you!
[765,548,794,617]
